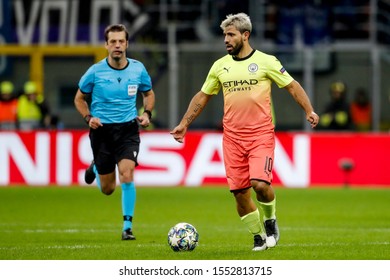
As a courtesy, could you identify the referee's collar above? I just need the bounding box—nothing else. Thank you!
[105,58,130,70]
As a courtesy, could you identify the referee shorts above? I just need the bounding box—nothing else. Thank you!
[89,119,140,175]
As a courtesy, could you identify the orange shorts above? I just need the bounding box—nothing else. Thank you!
[223,131,275,191]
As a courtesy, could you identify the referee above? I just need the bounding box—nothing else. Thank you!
[74,24,155,240]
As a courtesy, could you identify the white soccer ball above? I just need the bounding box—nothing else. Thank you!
[167,222,199,251]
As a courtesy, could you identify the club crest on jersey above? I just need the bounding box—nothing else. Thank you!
[248,63,258,73]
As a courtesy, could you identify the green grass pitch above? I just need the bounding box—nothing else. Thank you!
[0,186,389,260]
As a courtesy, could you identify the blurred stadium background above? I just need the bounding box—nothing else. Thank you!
[1,0,390,130]
[0,0,389,188]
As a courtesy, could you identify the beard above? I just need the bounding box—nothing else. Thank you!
[227,41,243,56]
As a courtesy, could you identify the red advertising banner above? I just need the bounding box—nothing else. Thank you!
[0,131,389,187]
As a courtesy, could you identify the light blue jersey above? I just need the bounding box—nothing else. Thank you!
[78,58,152,124]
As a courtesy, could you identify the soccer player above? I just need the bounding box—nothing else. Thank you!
[74,24,155,240]
[170,13,319,251]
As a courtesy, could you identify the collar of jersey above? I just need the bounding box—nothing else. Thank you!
[105,58,130,70]
[232,49,256,61]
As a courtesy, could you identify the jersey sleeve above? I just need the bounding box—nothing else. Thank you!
[201,61,221,95]
[78,65,96,94]
[138,63,153,92]
[265,56,294,88]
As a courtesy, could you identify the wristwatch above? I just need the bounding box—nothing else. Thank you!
[84,114,92,125]
[143,110,152,120]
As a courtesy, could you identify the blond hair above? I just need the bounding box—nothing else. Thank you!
[220,13,252,34]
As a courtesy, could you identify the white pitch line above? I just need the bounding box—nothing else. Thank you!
[0,245,102,250]
[0,241,388,252]
[282,226,390,232]
[0,228,117,233]
[278,241,390,247]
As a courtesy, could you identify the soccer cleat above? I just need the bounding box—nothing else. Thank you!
[252,234,267,251]
[264,219,280,248]
[122,228,136,240]
[84,160,96,184]
[265,235,276,248]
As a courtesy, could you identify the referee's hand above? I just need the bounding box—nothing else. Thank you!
[137,114,150,128]
[89,117,103,129]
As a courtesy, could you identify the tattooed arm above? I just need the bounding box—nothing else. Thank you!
[170,91,213,143]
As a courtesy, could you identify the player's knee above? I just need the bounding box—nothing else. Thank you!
[251,180,269,193]
[251,180,275,202]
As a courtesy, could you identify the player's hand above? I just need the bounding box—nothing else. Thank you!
[170,125,187,143]
[307,111,319,128]
[89,117,103,129]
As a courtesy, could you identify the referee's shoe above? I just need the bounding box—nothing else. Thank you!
[122,228,136,240]
[84,160,96,184]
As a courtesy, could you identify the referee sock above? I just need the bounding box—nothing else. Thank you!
[121,182,136,231]
[240,209,266,238]
[258,198,276,221]
[93,165,102,191]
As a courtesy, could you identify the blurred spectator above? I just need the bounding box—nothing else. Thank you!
[274,0,332,46]
[350,87,372,131]
[0,81,18,130]
[17,81,52,130]
[212,0,249,34]
[319,81,352,130]
[334,0,370,40]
